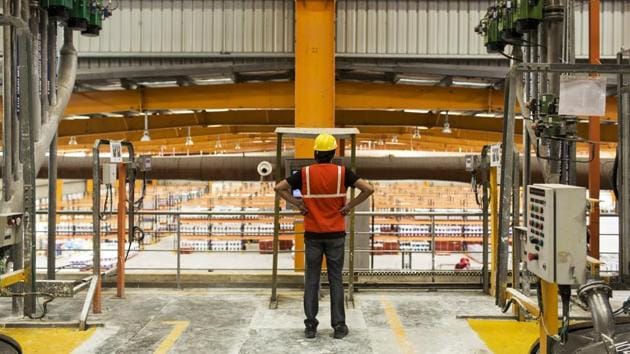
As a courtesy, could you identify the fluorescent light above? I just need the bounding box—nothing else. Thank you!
[403,109,430,114]
[452,81,492,88]
[102,113,124,118]
[205,109,229,113]
[207,124,223,128]
[193,77,234,85]
[138,80,178,88]
[443,111,464,116]
[66,115,90,120]
[417,126,429,130]
[397,78,440,85]
[171,109,195,115]
[475,112,502,118]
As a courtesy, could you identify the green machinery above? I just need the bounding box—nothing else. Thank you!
[475,0,544,54]
[42,0,110,36]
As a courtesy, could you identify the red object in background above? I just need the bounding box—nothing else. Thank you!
[455,257,470,270]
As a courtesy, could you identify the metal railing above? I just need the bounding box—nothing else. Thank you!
[34,209,621,287]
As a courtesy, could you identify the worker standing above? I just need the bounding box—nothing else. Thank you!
[275,134,374,340]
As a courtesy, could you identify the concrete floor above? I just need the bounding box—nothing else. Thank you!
[0,288,513,353]
[4,288,630,353]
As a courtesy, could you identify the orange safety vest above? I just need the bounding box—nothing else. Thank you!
[301,164,347,233]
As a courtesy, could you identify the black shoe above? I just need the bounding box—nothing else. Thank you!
[333,324,349,339]
[305,324,317,339]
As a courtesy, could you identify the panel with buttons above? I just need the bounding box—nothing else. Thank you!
[525,184,587,285]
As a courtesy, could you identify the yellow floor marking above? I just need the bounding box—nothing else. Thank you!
[154,321,190,354]
[468,319,538,354]
[0,327,95,354]
[380,296,414,354]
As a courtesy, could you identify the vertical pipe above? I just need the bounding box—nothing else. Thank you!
[588,0,601,262]
[482,159,489,294]
[47,134,57,280]
[47,18,56,108]
[620,88,630,282]
[92,144,101,314]
[116,163,126,297]
[39,9,48,125]
[511,151,522,319]
[3,0,13,200]
[490,167,499,296]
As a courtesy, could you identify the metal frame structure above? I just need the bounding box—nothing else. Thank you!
[269,127,359,309]
[91,139,136,312]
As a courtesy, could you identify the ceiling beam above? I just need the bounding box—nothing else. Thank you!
[55,110,619,142]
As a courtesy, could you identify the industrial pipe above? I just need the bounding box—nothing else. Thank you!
[34,27,77,174]
[578,281,616,342]
[15,155,615,189]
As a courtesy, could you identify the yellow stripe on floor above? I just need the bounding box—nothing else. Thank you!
[154,320,190,354]
[0,327,96,354]
[468,319,538,354]
[380,296,414,354]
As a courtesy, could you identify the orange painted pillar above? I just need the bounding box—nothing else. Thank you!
[117,164,127,298]
[294,0,336,271]
[588,0,600,260]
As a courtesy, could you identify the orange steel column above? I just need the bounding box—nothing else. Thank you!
[294,0,336,270]
[295,0,336,157]
[588,0,600,260]
[117,164,127,298]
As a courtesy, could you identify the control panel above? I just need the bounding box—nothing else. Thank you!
[526,184,587,285]
[0,213,22,248]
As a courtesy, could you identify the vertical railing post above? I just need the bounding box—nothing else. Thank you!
[92,143,102,314]
[431,215,436,273]
[270,133,282,309]
[176,214,181,290]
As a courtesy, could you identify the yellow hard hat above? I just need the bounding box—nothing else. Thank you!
[313,134,338,151]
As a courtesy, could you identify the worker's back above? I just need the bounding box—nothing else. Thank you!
[301,163,347,233]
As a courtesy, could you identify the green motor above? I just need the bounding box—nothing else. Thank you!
[41,0,73,21]
[68,0,89,31]
[485,7,506,53]
[82,0,103,37]
[498,0,522,44]
[514,0,544,33]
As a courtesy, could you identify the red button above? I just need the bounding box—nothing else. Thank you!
[528,253,539,261]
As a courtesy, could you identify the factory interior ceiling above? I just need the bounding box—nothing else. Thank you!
[6,56,612,157]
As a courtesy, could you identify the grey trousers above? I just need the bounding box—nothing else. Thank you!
[304,237,346,328]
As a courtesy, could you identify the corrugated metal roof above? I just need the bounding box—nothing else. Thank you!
[0,0,625,59]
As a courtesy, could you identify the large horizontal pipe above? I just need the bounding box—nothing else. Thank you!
[0,155,614,189]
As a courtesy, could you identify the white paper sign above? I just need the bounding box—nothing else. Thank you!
[490,144,501,167]
[110,141,123,163]
[559,77,607,117]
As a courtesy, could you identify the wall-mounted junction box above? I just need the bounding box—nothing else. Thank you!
[526,184,587,285]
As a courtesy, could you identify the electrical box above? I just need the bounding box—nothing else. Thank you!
[0,213,21,248]
[138,155,152,172]
[526,184,587,285]
[465,155,479,172]
[102,163,117,185]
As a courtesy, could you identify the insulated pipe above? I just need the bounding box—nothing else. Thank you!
[34,27,77,174]
[21,155,615,189]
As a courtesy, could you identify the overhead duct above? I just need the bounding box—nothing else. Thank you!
[10,155,614,189]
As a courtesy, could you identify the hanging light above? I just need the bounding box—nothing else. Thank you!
[442,112,452,134]
[235,143,241,150]
[214,136,223,149]
[185,127,194,146]
[377,139,385,146]
[69,136,78,145]
[391,135,399,144]
[413,128,421,139]
[140,112,151,142]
